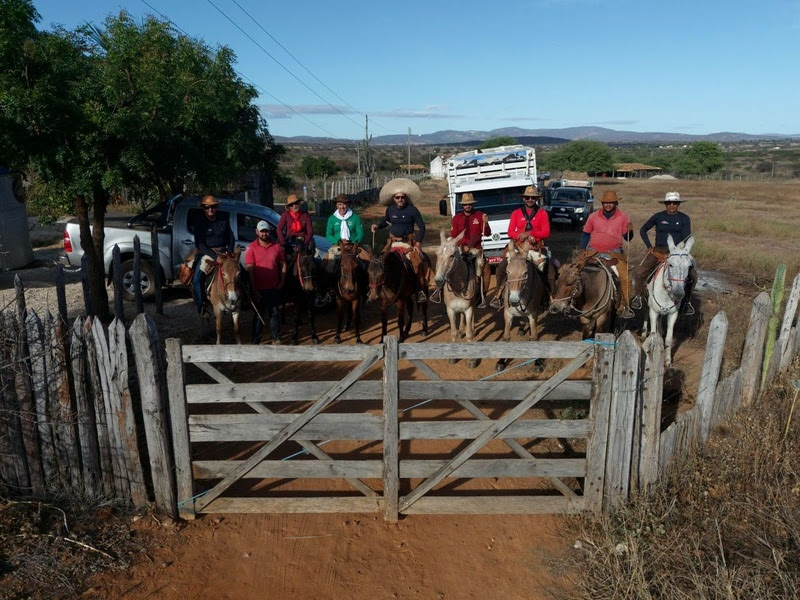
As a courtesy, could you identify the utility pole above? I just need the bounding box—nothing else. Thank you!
[363,115,374,187]
[355,141,361,177]
[407,127,411,176]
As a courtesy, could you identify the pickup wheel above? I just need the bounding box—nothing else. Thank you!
[119,259,156,302]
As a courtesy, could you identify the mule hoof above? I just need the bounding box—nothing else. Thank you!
[469,359,480,369]
[495,360,507,372]
[312,337,320,345]
[448,358,458,365]
[355,338,363,345]
[334,336,341,344]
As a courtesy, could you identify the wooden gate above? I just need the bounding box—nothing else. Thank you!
[166,333,631,520]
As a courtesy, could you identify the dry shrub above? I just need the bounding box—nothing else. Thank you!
[564,370,800,599]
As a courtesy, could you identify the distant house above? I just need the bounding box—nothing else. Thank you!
[430,156,446,179]
[612,163,662,178]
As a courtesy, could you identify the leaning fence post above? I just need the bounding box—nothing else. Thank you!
[80,254,95,317]
[151,227,164,315]
[70,316,102,496]
[166,338,194,520]
[584,333,616,513]
[130,314,177,518]
[112,245,124,321]
[133,236,144,315]
[604,330,641,512]
[777,272,800,371]
[382,335,399,522]
[55,263,68,328]
[739,292,770,406]
[697,311,728,443]
[638,334,664,491]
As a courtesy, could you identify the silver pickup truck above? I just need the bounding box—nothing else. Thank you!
[61,195,331,301]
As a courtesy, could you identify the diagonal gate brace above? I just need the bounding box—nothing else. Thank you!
[399,346,594,513]
[194,346,383,512]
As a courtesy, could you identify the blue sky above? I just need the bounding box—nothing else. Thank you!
[29,0,800,139]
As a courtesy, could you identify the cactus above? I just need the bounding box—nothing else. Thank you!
[761,263,786,388]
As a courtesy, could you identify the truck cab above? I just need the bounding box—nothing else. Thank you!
[545,186,595,228]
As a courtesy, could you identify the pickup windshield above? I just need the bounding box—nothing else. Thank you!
[551,189,590,205]
[457,186,528,218]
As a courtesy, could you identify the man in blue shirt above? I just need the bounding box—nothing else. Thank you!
[192,195,235,314]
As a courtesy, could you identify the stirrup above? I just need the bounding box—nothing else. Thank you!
[489,297,503,309]
[620,306,635,319]
[682,302,695,316]
[429,288,442,304]
[416,290,428,303]
[477,298,487,309]
[630,296,643,310]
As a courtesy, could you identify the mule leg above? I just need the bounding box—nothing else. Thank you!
[308,294,319,345]
[334,299,344,344]
[417,296,427,336]
[353,299,363,344]
[527,312,538,341]
[464,307,480,368]
[215,307,223,344]
[446,306,460,364]
[233,310,242,345]
[664,311,678,368]
[502,309,512,342]
[291,304,300,345]
[381,307,389,341]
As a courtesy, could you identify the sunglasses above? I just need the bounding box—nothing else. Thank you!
[664,201,681,206]
[523,196,538,200]
[394,195,407,200]
[204,207,217,211]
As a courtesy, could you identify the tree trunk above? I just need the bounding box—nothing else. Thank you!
[75,194,111,322]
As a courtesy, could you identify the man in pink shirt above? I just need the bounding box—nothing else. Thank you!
[580,190,635,318]
[246,220,287,344]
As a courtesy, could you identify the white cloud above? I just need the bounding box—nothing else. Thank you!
[259,104,357,119]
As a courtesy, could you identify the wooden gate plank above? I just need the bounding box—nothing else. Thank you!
[398,345,594,512]
[193,346,383,513]
[399,340,587,360]
[166,339,195,520]
[739,293,770,406]
[410,358,577,499]
[697,312,728,443]
[383,336,399,521]
[638,334,664,491]
[404,496,585,515]
[191,361,379,499]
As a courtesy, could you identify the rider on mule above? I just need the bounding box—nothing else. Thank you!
[192,195,235,315]
[371,178,429,303]
[277,194,316,257]
[323,194,372,273]
[490,185,553,309]
[431,192,491,307]
[579,190,635,319]
[632,191,697,315]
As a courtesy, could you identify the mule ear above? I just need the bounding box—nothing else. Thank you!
[234,246,242,259]
[683,235,695,254]
[440,229,447,243]
[506,239,515,253]
[522,238,531,253]
[667,234,676,253]
[453,229,465,244]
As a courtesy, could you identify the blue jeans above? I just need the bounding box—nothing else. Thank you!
[192,254,208,313]
[252,289,282,344]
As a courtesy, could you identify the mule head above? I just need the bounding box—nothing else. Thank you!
[366,256,384,302]
[506,246,531,307]
[338,248,359,295]
[217,253,242,305]
[296,253,317,292]
[434,229,462,286]
[550,262,581,314]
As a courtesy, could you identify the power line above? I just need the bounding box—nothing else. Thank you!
[139,0,342,139]
[225,0,399,135]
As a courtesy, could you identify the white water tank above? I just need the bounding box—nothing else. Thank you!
[0,170,35,271]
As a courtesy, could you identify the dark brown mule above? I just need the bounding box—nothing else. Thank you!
[205,248,243,344]
[367,250,429,342]
[283,249,320,345]
[549,258,618,339]
[333,241,367,344]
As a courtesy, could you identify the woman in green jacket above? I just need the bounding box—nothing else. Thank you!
[323,194,372,274]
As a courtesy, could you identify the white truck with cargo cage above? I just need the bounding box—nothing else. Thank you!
[438,145,537,266]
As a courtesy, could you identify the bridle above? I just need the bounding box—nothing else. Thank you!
[506,254,535,312]
[650,253,689,312]
[368,253,406,305]
[337,251,359,297]
[552,263,615,317]
[214,255,241,309]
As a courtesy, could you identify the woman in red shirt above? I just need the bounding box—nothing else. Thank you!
[277,194,315,255]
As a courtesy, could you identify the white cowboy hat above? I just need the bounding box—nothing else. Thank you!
[662,191,683,203]
[379,178,421,206]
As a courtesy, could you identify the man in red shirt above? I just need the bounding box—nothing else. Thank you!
[246,220,287,344]
[277,194,315,256]
[432,192,491,306]
[580,190,635,318]
[491,186,553,308]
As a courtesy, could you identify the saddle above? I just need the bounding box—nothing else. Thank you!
[577,249,618,271]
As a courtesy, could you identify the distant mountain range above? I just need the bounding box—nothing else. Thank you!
[274,126,800,146]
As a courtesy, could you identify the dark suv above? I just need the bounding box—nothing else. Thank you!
[545,187,594,228]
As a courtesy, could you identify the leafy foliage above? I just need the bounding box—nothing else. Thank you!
[479,136,517,149]
[542,140,615,174]
[298,155,339,179]
[673,141,725,174]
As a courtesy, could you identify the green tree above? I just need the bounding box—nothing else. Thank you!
[298,155,339,179]
[543,140,615,174]
[674,141,725,175]
[0,4,278,320]
[479,136,517,149]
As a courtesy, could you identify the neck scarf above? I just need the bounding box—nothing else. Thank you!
[333,208,353,240]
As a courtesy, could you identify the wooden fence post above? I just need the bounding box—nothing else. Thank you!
[130,314,177,518]
[739,293,771,406]
[112,245,124,321]
[80,254,94,317]
[382,336,399,522]
[133,236,144,315]
[55,263,68,328]
[584,333,616,513]
[777,273,800,371]
[604,331,641,512]
[0,313,29,491]
[166,338,194,520]
[697,312,728,443]
[84,318,115,496]
[151,228,164,315]
[70,316,102,496]
[638,334,665,491]
[25,311,59,490]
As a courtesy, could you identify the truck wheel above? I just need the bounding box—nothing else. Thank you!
[118,259,156,302]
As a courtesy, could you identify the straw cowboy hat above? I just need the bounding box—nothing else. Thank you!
[662,191,683,203]
[199,195,220,207]
[286,194,301,206]
[334,193,351,204]
[379,178,421,206]
[460,193,476,205]
[520,185,541,198]
[599,190,621,203]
